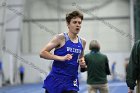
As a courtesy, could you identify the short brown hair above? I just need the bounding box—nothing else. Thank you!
[89,40,100,51]
[66,10,83,24]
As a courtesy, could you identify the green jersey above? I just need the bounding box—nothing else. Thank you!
[84,50,110,84]
[126,40,140,90]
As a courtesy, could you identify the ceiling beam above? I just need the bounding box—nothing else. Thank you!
[23,16,130,22]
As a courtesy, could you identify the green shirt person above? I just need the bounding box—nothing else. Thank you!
[126,40,140,93]
[81,40,111,93]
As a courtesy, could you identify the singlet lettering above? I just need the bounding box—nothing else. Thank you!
[67,47,81,54]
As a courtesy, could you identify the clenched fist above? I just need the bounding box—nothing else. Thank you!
[60,54,73,61]
[128,88,134,93]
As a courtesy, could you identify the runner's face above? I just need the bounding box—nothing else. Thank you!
[67,17,82,34]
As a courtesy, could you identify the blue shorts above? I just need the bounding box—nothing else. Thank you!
[43,73,79,93]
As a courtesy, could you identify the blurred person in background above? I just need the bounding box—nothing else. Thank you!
[111,61,117,81]
[126,40,140,93]
[124,57,129,80]
[19,65,25,84]
[124,58,129,73]
[81,40,111,93]
[0,59,4,87]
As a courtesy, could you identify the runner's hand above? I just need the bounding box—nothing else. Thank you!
[79,57,87,68]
